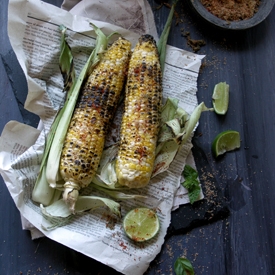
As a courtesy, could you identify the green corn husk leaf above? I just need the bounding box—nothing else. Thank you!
[43,26,76,166]
[76,196,121,217]
[41,208,72,231]
[152,101,212,177]
[92,160,129,190]
[157,0,178,71]
[46,24,113,188]
[91,145,120,189]
[59,25,76,93]
[152,140,180,177]
[92,184,147,200]
[157,98,185,145]
[96,160,118,187]
[92,173,118,190]
[91,144,132,190]
[32,26,76,205]
[160,97,179,121]
[157,98,189,144]
[180,102,212,145]
[41,195,121,230]
[32,165,62,205]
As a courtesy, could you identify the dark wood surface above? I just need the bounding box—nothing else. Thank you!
[1,0,275,274]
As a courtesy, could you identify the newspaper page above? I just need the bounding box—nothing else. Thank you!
[0,0,205,274]
[60,0,159,39]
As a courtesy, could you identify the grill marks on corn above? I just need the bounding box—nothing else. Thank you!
[60,37,131,189]
[116,35,162,188]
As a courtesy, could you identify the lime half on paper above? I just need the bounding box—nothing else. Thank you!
[212,130,240,157]
[123,207,160,242]
[212,82,229,115]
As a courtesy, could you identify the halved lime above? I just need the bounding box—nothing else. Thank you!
[212,82,229,115]
[212,130,240,157]
[123,208,160,242]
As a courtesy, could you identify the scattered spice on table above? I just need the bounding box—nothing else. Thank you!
[180,28,206,53]
[200,0,260,21]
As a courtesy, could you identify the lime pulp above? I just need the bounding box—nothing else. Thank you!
[212,130,240,157]
[212,82,229,115]
[123,207,160,242]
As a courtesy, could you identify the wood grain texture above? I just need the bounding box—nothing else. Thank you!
[1,0,275,274]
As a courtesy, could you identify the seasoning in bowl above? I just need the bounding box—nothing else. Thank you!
[200,0,260,21]
[189,0,275,30]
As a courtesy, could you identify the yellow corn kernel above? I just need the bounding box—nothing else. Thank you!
[116,34,162,188]
[60,37,131,210]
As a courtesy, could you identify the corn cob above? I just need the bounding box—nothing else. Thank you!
[116,34,162,188]
[60,37,131,211]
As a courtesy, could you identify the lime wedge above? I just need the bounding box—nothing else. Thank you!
[212,82,229,115]
[212,130,240,157]
[123,208,160,242]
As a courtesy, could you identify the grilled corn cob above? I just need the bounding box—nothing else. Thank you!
[60,37,131,211]
[116,34,162,188]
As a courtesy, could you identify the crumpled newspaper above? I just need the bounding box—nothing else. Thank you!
[61,0,158,38]
[16,0,203,239]
[19,0,159,239]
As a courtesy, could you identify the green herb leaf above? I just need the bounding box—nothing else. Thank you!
[186,183,201,205]
[174,257,195,275]
[182,165,201,204]
[183,164,198,179]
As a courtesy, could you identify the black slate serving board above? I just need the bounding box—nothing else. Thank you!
[168,138,230,237]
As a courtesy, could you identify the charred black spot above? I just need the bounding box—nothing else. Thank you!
[139,34,155,44]
[91,117,97,124]
[75,160,81,166]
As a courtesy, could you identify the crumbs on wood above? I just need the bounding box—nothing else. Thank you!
[181,29,206,53]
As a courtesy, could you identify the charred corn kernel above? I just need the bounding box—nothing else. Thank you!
[60,37,131,210]
[116,34,162,188]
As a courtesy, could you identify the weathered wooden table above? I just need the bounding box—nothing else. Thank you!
[1,0,275,274]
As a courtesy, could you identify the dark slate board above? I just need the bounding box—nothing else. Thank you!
[168,138,230,237]
[1,52,40,127]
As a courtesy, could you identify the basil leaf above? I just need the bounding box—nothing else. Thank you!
[187,185,201,204]
[183,164,198,179]
[182,165,200,204]
[174,257,195,275]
